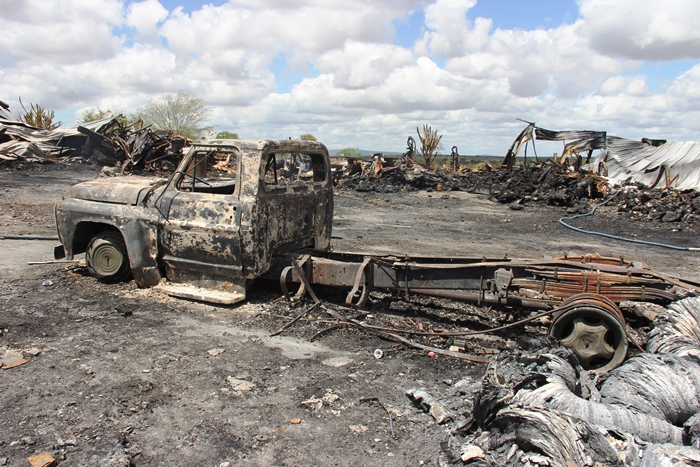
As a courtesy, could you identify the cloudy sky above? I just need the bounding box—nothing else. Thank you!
[3,0,700,154]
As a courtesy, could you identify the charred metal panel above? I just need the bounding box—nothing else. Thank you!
[54,197,163,286]
[153,143,245,286]
[310,258,363,286]
[225,146,263,280]
[239,141,333,279]
[66,177,165,205]
[162,268,246,296]
[119,216,162,286]
[392,265,484,290]
[159,192,241,272]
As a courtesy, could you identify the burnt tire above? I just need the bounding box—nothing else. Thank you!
[85,231,131,283]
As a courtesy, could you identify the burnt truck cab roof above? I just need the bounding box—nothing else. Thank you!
[55,138,333,303]
[170,138,332,197]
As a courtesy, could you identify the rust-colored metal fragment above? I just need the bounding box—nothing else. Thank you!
[0,348,28,369]
[269,252,697,311]
[27,452,56,467]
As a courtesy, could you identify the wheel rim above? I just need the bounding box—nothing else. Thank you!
[87,237,125,277]
[549,300,628,372]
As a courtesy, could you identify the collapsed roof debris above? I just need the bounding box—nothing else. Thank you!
[336,151,606,200]
[334,124,700,227]
[504,121,700,192]
[0,100,186,171]
[603,138,700,191]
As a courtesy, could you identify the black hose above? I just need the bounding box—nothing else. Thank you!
[0,234,59,241]
[559,192,699,251]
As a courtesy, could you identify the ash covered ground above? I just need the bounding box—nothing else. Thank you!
[1,163,699,466]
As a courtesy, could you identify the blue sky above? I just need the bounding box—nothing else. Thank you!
[3,0,700,154]
[469,0,579,30]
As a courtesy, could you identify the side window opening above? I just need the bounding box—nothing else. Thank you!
[263,152,326,189]
[177,149,239,195]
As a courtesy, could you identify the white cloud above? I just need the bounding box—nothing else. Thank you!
[1,0,123,64]
[2,0,700,155]
[419,0,478,56]
[579,0,700,60]
[599,76,650,97]
[126,0,169,40]
[316,41,415,89]
[158,1,414,69]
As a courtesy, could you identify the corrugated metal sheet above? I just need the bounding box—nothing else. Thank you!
[506,123,700,191]
[600,137,700,191]
[0,113,117,160]
[536,128,607,158]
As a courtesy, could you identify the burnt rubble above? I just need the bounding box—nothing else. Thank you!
[0,102,186,172]
[3,96,697,227]
[333,157,607,202]
[334,158,699,227]
[617,186,700,224]
[436,296,700,466]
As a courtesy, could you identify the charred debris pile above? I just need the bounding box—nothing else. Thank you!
[0,102,186,172]
[335,156,608,203]
[334,156,700,226]
[437,296,700,465]
[267,275,700,464]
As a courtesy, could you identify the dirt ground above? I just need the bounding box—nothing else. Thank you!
[1,164,698,466]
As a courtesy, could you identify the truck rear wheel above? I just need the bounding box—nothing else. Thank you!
[549,294,628,372]
[85,231,131,283]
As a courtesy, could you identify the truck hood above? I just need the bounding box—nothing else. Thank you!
[66,176,165,205]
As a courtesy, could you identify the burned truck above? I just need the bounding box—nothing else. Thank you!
[54,138,698,372]
[55,139,333,304]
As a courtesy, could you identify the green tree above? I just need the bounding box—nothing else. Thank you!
[79,108,112,123]
[299,133,317,141]
[336,147,363,159]
[133,92,212,139]
[216,131,239,139]
[78,108,133,129]
[19,97,61,130]
[416,124,443,168]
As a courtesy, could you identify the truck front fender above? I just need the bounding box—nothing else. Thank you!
[56,199,163,287]
[120,217,163,287]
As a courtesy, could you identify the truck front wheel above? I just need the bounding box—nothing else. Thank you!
[85,231,132,283]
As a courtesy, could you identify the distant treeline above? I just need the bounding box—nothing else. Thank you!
[330,151,551,169]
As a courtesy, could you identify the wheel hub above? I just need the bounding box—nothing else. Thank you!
[549,293,628,372]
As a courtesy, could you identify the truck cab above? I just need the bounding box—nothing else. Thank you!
[54,139,333,304]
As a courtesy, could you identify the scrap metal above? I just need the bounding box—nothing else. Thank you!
[270,252,697,310]
[0,101,185,169]
[503,121,700,191]
[461,296,700,464]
